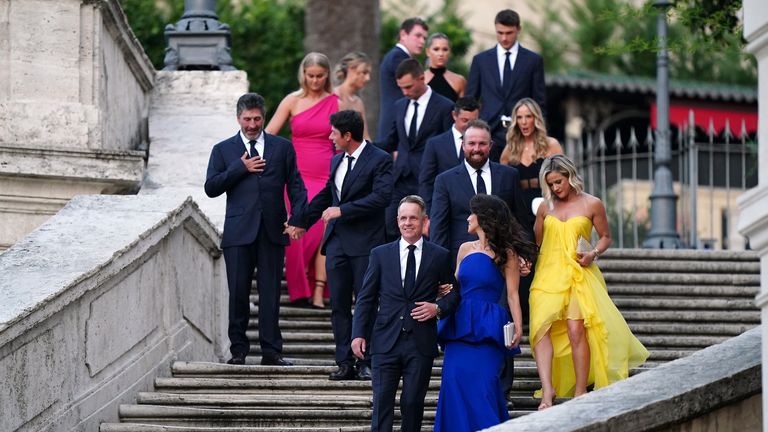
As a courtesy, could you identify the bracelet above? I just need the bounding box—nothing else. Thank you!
[592,248,600,259]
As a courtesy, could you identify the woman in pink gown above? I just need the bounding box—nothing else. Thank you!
[266,52,338,308]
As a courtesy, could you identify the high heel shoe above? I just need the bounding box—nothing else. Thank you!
[311,280,327,309]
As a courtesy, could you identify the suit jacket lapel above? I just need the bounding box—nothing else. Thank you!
[489,50,504,95]
[504,48,525,98]
[396,100,408,146]
[330,154,344,203]
[340,143,372,201]
[414,242,433,293]
[457,165,475,198]
[490,162,502,195]
[417,98,438,143]
[261,133,274,161]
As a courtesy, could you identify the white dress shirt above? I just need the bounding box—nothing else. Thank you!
[496,42,519,85]
[451,125,463,159]
[334,141,367,197]
[464,159,492,195]
[399,237,424,286]
[405,86,433,137]
[241,130,265,157]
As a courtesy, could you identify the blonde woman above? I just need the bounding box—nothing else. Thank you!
[333,51,372,140]
[529,154,648,410]
[266,52,337,309]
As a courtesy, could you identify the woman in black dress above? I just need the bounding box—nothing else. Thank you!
[424,33,465,101]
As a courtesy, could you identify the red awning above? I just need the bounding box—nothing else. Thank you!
[651,102,757,135]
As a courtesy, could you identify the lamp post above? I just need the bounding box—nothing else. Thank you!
[643,0,682,249]
[163,0,235,71]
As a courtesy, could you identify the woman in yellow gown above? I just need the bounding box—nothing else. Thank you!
[530,154,649,410]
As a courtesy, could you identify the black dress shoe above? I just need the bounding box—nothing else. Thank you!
[356,364,372,380]
[260,354,293,366]
[329,363,356,380]
[226,354,246,365]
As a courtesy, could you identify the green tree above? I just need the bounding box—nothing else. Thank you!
[120,0,183,68]
[216,0,305,110]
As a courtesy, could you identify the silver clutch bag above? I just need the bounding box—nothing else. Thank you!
[577,235,595,255]
[503,321,515,346]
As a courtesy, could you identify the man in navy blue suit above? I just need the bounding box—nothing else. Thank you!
[378,58,454,240]
[205,93,308,366]
[377,17,429,141]
[429,119,529,265]
[466,9,545,162]
[418,96,480,214]
[351,195,459,432]
[288,110,392,381]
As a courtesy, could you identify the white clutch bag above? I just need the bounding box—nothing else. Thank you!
[503,321,515,346]
[576,235,595,255]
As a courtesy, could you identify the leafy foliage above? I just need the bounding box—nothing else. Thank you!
[120,0,183,68]
[525,0,756,86]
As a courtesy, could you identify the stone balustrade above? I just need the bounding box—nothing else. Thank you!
[0,0,155,251]
[0,194,227,431]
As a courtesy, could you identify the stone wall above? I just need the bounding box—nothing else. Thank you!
[487,326,761,432]
[0,0,154,251]
[0,195,227,431]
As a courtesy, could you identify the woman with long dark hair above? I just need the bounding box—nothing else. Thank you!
[434,194,537,431]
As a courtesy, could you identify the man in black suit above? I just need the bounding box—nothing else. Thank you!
[418,96,480,214]
[204,93,307,366]
[466,9,546,162]
[287,110,392,381]
[377,17,429,141]
[378,58,454,240]
[351,195,459,432]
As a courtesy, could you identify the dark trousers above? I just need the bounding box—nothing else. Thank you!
[222,225,284,357]
[326,238,372,366]
[499,266,534,394]
[371,331,434,432]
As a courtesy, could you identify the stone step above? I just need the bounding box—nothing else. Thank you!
[596,259,760,273]
[603,272,759,286]
[168,362,544,379]
[627,322,756,336]
[598,249,758,262]
[620,309,760,323]
[612,297,756,310]
[606,284,758,297]
[113,405,532,428]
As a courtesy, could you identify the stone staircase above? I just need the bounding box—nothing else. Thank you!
[100,250,760,431]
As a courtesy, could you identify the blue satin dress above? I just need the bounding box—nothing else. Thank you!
[434,252,519,431]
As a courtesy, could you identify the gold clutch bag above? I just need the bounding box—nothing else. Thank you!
[576,235,595,255]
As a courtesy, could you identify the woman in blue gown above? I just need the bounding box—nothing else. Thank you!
[435,194,538,431]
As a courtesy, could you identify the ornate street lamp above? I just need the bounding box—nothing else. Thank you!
[643,0,682,248]
[163,0,236,71]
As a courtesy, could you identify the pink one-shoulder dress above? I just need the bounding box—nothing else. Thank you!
[285,94,339,302]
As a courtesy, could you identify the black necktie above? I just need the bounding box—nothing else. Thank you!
[404,244,417,295]
[341,155,355,191]
[502,51,512,92]
[408,101,419,146]
[476,169,487,195]
[248,140,259,158]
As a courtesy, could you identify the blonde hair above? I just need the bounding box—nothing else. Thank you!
[539,154,585,205]
[501,98,549,165]
[334,51,371,83]
[296,52,332,96]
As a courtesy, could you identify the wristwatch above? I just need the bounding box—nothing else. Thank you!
[435,304,442,319]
